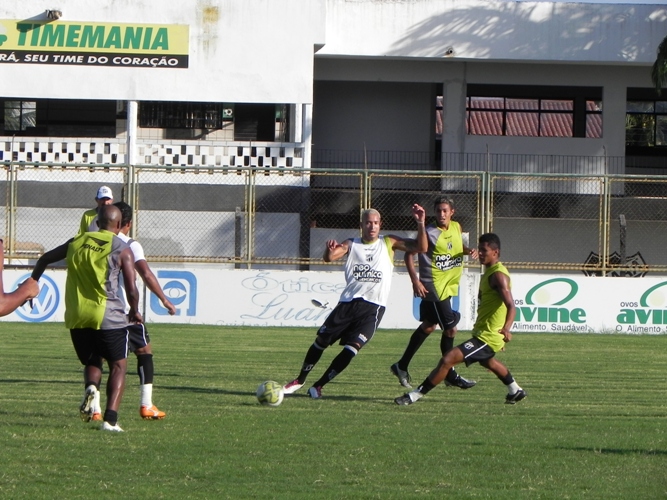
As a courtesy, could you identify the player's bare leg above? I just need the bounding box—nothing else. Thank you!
[100,358,127,431]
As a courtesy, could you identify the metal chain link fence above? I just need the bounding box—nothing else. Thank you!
[2,162,666,275]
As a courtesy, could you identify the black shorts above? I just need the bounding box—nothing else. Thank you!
[127,323,151,352]
[70,327,129,364]
[317,298,385,349]
[419,298,460,330]
[457,337,496,367]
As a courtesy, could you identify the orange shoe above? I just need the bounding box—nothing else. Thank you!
[91,412,102,422]
[140,405,166,420]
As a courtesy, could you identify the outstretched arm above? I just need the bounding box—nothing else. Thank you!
[0,240,39,316]
[134,260,176,315]
[31,240,71,281]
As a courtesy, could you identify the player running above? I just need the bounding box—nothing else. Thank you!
[282,205,428,399]
[395,233,526,406]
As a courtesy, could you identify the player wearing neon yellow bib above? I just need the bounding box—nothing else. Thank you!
[395,233,527,406]
[65,229,130,329]
[391,197,477,390]
[32,205,142,431]
[473,261,511,353]
[419,220,465,300]
[76,185,114,236]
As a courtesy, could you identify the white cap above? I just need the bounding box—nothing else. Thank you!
[96,186,113,200]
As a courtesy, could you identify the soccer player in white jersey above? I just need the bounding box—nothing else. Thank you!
[87,201,176,420]
[283,204,428,399]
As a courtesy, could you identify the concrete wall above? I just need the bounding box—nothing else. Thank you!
[313,58,654,169]
[320,0,666,64]
[312,81,434,152]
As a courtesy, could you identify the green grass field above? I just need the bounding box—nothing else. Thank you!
[1,323,666,499]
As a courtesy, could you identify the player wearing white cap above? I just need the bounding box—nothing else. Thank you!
[78,185,114,235]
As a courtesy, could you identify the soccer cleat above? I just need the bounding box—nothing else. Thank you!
[79,386,97,422]
[140,405,166,420]
[394,390,424,405]
[394,392,420,406]
[307,386,322,399]
[100,421,124,432]
[445,375,477,389]
[283,379,304,395]
[91,412,102,422]
[390,363,412,389]
[394,394,413,406]
[505,389,527,404]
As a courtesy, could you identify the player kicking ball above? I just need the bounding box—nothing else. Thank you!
[395,233,526,406]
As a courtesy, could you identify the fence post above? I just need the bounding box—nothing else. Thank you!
[235,206,242,269]
[482,171,492,234]
[6,161,17,261]
[246,168,255,268]
[601,175,610,277]
[125,164,137,238]
[619,214,626,277]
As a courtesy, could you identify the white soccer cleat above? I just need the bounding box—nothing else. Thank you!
[79,386,98,422]
[283,379,304,394]
[100,421,124,432]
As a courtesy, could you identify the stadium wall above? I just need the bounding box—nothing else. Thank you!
[5,267,667,334]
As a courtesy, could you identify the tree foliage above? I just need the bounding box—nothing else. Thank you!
[652,35,667,94]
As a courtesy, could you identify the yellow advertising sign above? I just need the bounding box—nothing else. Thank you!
[0,20,189,68]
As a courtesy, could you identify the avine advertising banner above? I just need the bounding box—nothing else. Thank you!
[2,268,667,334]
[0,20,189,68]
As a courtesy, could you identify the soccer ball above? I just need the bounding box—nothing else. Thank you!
[256,380,284,407]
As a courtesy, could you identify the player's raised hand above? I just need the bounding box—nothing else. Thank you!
[326,239,340,251]
[411,204,426,224]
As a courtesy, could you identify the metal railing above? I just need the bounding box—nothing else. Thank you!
[1,159,665,275]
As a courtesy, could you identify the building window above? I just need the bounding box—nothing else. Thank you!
[4,100,37,132]
[233,103,279,142]
[465,85,602,138]
[140,102,227,130]
[139,101,288,142]
[626,100,667,148]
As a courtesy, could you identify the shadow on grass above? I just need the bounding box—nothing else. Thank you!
[557,446,667,456]
[0,378,79,385]
[161,385,252,396]
[160,385,384,402]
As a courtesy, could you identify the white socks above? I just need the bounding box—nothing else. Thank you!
[140,383,153,408]
[507,381,522,394]
[408,391,424,403]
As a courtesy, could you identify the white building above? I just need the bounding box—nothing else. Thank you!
[0,1,665,266]
[0,1,663,171]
